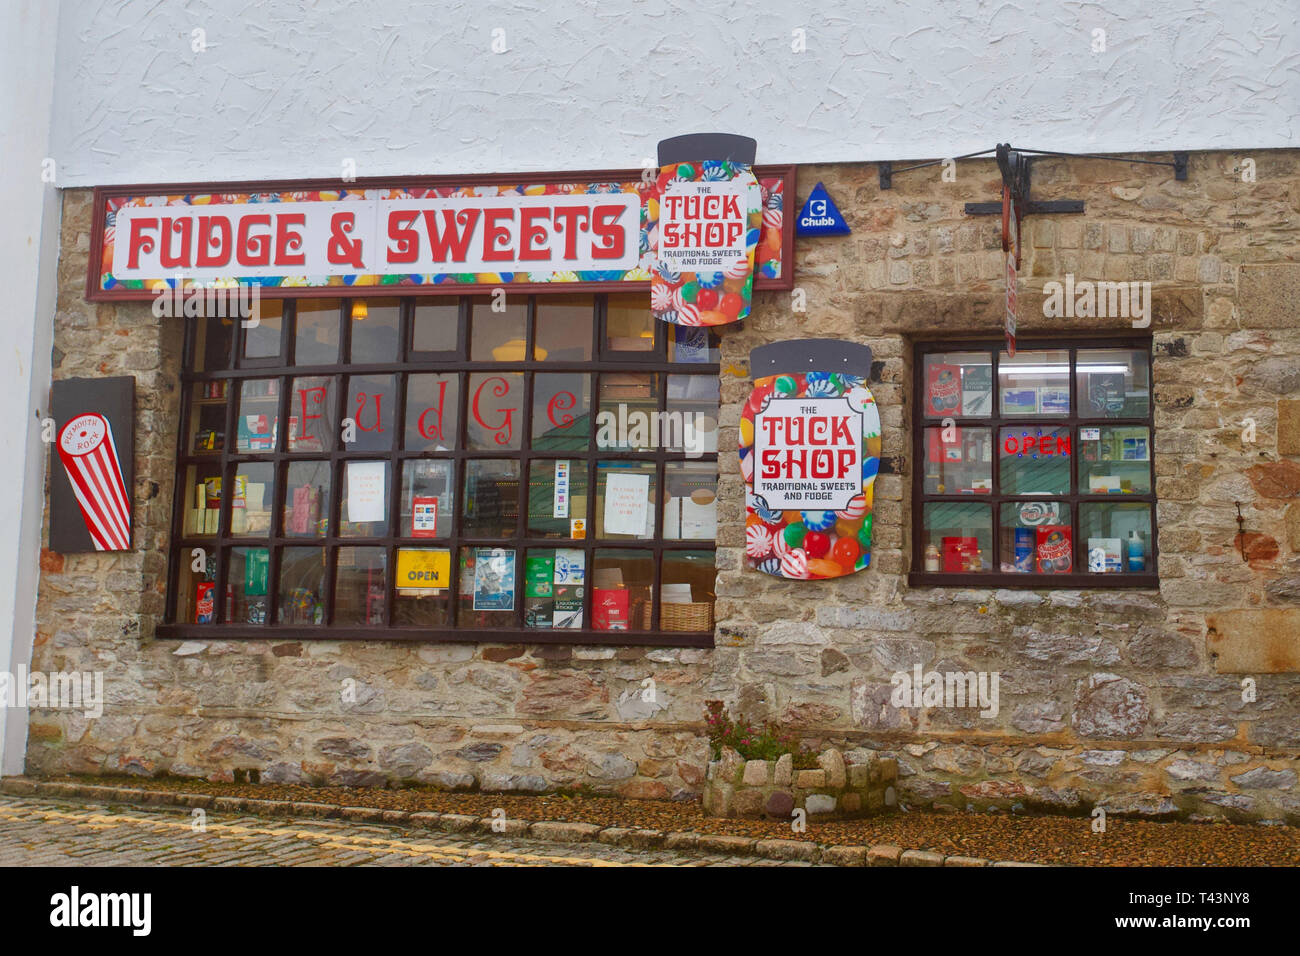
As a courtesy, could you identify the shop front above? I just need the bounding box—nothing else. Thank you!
[28,150,1300,820]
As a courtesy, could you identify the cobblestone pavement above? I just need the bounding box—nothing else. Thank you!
[0,795,823,867]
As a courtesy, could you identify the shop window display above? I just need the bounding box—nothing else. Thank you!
[167,296,719,641]
[915,339,1156,584]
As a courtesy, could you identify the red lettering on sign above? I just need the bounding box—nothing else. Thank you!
[415,380,450,441]
[296,386,328,438]
[472,376,514,445]
[546,391,577,428]
[159,217,193,268]
[195,216,232,268]
[481,207,514,262]
[590,204,625,260]
[126,218,158,269]
[518,207,550,261]
[236,215,272,266]
[275,213,306,267]
[424,209,479,262]
[387,210,419,264]
[552,206,590,260]
[353,392,384,433]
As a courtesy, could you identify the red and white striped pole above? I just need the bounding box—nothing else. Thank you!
[56,413,132,551]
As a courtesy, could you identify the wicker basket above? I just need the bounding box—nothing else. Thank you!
[639,600,714,632]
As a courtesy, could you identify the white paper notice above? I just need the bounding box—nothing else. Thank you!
[603,472,650,536]
[347,461,387,523]
[553,460,570,519]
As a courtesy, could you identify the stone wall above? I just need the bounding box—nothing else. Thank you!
[26,150,1300,821]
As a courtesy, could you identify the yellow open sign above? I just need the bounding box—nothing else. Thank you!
[395,549,451,590]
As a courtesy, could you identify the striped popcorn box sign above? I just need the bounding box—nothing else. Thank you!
[57,413,132,551]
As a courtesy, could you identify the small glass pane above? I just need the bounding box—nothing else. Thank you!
[467,373,523,450]
[178,547,218,623]
[533,373,591,451]
[241,301,283,360]
[670,325,720,365]
[605,294,656,352]
[593,549,652,631]
[226,546,271,624]
[923,426,993,495]
[667,374,720,454]
[999,349,1069,417]
[921,502,992,573]
[394,546,452,626]
[235,379,280,452]
[664,462,717,540]
[279,547,326,625]
[181,464,225,538]
[470,296,527,360]
[597,373,659,451]
[523,547,587,629]
[596,462,657,539]
[922,351,992,418]
[400,459,454,537]
[289,376,337,452]
[1077,348,1150,417]
[294,301,340,365]
[186,381,229,455]
[535,296,594,361]
[345,374,396,452]
[340,460,389,537]
[405,374,459,450]
[1080,425,1151,494]
[1081,503,1153,573]
[334,547,387,625]
[660,550,716,632]
[464,460,520,537]
[412,300,459,353]
[228,462,274,538]
[999,426,1071,496]
[527,459,589,538]
[194,316,234,372]
[458,547,517,627]
[283,460,331,537]
[348,298,400,364]
[999,502,1073,574]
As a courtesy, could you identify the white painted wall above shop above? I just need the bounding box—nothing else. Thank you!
[51,0,1297,186]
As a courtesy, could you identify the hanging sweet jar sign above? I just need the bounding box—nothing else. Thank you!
[648,134,763,327]
[741,340,880,580]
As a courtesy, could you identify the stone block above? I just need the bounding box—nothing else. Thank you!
[822,845,870,866]
[805,793,837,814]
[1239,264,1300,329]
[528,821,601,842]
[867,844,904,866]
[900,849,945,866]
[773,753,793,786]
[848,763,872,788]
[818,748,847,788]
[796,769,827,788]
[742,759,770,786]
[1207,610,1300,673]
[1279,401,1300,457]
[755,839,819,861]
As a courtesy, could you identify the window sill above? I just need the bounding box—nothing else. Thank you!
[907,571,1159,590]
[154,624,715,648]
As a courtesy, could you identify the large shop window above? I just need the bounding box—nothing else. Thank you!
[911,338,1157,587]
[163,295,720,645]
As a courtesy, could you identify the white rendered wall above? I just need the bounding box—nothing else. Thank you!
[51,0,1298,187]
[0,0,61,774]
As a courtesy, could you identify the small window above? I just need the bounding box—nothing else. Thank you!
[912,338,1156,585]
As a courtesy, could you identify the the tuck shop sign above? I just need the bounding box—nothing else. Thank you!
[753,400,862,511]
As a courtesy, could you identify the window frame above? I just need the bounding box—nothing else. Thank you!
[909,334,1158,589]
[158,294,719,647]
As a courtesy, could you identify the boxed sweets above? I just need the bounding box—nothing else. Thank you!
[1036,524,1073,573]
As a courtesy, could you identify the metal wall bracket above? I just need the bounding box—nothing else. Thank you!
[878,161,892,191]
[1174,152,1189,181]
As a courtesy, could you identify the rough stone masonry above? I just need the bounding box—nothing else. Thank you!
[27,150,1300,823]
